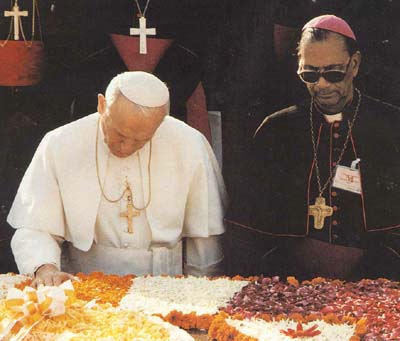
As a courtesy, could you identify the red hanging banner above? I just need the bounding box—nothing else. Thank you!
[110,34,173,72]
[0,0,46,86]
[0,40,45,86]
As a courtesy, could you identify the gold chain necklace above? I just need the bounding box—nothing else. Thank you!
[1,0,43,48]
[308,88,362,229]
[95,117,152,210]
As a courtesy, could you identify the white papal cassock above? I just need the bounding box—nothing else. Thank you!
[8,113,228,276]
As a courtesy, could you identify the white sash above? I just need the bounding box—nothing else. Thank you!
[62,241,182,276]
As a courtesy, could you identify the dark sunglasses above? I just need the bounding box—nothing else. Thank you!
[297,59,351,84]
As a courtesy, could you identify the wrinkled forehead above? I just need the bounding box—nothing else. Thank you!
[298,36,350,69]
[110,94,164,115]
[109,97,165,128]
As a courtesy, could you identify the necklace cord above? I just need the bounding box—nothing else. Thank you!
[0,0,13,47]
[134,0,151,17]
[309,88,362,197]
[95,117,152,210]
[2,0,43,48]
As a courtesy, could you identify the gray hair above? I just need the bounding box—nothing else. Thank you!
[104,74,170,118]
[297,28,359,59]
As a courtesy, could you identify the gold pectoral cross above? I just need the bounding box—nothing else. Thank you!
[308,196,333,230]
[120,192,140,233]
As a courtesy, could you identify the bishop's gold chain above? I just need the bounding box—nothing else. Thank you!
[309,88,362,197]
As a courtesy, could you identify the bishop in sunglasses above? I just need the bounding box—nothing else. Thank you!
[225,15,400,281]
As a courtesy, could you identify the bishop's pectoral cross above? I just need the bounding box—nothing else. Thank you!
[120,191,140,234]
[129,16,156,54]
[309,196,333,230]
[4,2,28,40]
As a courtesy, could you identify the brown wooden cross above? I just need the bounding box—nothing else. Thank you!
[309,196,333,230]
[120,194,140,234]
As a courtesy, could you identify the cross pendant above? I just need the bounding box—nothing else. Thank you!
[129,16,156,54]
[120,193,140,233]
[4,3,28,41]
[308,196,333,230]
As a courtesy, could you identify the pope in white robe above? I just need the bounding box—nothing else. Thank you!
[8,71,227,286]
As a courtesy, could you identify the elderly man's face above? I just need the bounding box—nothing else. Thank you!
[298,34,360,114]
[98,95,166,158]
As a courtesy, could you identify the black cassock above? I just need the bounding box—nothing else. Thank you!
[225,90,400,281]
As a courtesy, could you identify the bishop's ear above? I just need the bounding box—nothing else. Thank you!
[97,94,107,115]
[351,51,361,78]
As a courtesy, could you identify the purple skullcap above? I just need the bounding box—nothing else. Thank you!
[303,15,356,41]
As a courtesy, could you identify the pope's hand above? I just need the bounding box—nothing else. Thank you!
[32,264,76,288]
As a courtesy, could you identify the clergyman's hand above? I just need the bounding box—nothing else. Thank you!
[32,264,75,288]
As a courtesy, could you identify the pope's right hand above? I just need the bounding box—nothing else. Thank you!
[32,264,76,288]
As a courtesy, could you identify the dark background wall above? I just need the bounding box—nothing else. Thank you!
[1,0,399,273]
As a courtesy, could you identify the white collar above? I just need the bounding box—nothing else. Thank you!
[324,112,343,123]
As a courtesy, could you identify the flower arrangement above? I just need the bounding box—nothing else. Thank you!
[0,273,398,339]
[72,271,134,306]
[0,278,192,340]
[208,311,367,341]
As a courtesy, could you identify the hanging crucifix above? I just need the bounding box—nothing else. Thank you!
[308,196,333,230]
[120,189,140,234]
[130,16,156,54]
[130,0,155,54]
[308,90,361,231]
[4,0,28,40]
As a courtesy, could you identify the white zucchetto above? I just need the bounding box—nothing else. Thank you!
[119,71,169,108]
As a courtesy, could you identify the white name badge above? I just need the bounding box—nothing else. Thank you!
[332,159,362,194]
